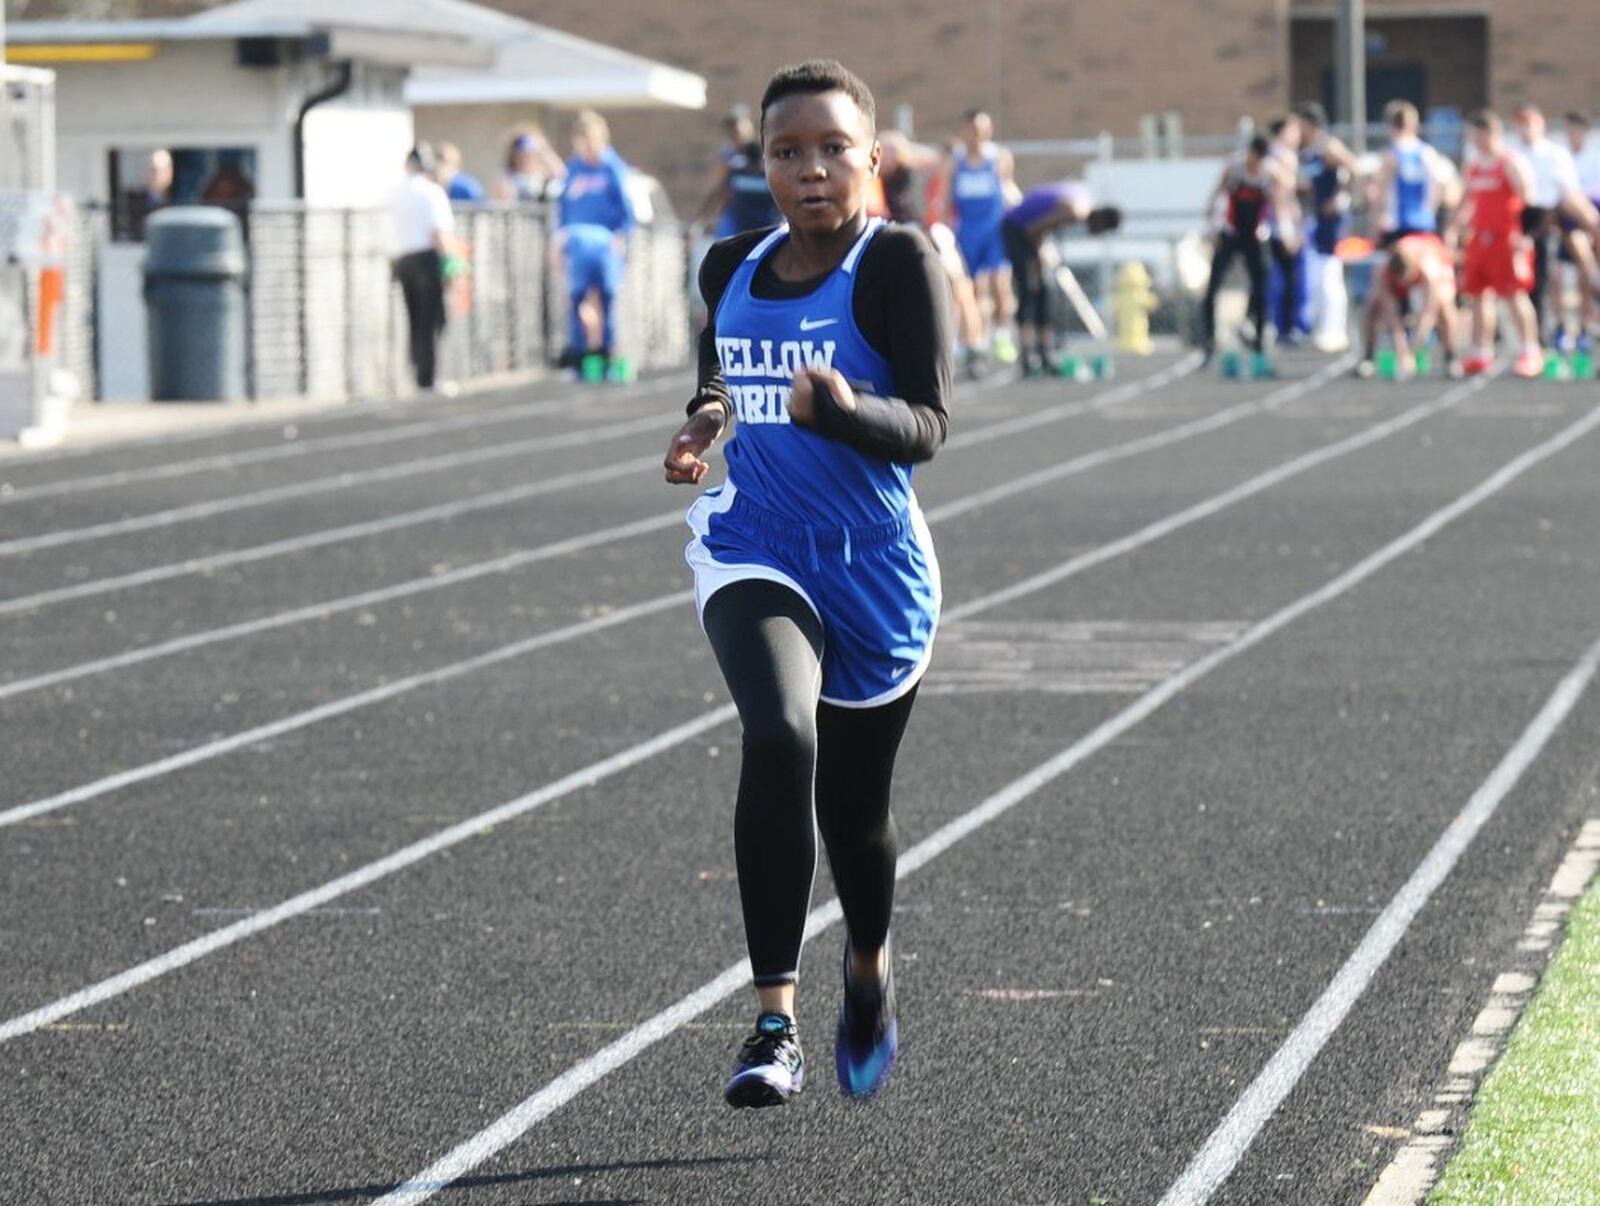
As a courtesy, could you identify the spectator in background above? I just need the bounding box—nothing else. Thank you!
[391,144,457,395]
[552,110,636,377]
[438,142,486,204]
[1562,112,1600,350]
[146,150,174,212]
[494,128,566,203]
[698,105,779,236]
[1509,104,1600,340]
[1294,102,1361,352]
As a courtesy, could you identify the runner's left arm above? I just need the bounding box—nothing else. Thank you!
[803,226,953,463]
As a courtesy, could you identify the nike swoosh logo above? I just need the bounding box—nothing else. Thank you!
[799,318,839,332]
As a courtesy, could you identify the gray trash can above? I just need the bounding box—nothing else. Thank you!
[143,207,249,401]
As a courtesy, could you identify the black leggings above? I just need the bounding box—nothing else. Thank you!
[1202,232,1268,353]
[703,580,918,988]
[1003,219,1048,329]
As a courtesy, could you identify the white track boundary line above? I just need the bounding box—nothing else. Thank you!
[0,454,660,617]
[0,365,1490,1037]
[0,361,1308,818]
[1362,817,1600,1205]
[0,359,1196,663]
[369,402,1600,1206]
[0,381,680,506]
[1159,632,1600,1206]
[0,413,671,556]
[0,361,1171,618]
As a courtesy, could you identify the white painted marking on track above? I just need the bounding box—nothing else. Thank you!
[0,703,740,1045]
[0,360,1175,618]
[1159,636,1600,1206]
[369,404,1600,1206]
[0,592,692,830]
[0,413,669,556]
[0,361,1308,813]
[0,359,1199,684]
[927,356,1356,526]
[0,360,1395,1034]
[0,513,686,701]
[0,381,679,506]
[1361,816,1600,1206]
[0,454,662,617]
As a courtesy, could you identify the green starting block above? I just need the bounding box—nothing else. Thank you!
[1544,351,1595,382]
[605,355,637,384]
[1375,348,1432,379]
[1219,351,1274,380]
[1057,353,1115,382]
[580,353,608,383]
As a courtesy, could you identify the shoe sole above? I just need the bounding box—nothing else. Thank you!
[723,1067,803,1109]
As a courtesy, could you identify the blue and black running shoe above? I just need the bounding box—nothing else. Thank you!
[836,939,898,1100]
[724,1011,804,1108]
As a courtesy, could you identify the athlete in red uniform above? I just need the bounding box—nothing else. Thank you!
[1448,110,1542,376]
[1366,233,1462,375]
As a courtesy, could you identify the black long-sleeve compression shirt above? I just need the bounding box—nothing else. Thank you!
[688,223,953,464]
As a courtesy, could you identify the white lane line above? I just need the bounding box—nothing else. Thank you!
[0,703,739,1046]
[0,359,1194,660]
[0,412,671,556]
[1362,818,1600,1206]
[0,513,685,702]
[0,363,1287,814]
[0,453,662,617]
[0,363,1138,618]
[371,401,1600,1206]
[0,591,691,830]
[928,356,1355,525]
[0,382,680,506]
[1159,634,1600,1206]
[945,373,1489,618]
[0,366,1485,1037]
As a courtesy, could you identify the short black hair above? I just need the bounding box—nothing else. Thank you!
[1247,134,1270,158]
[760,60,876,135]
[1295,101,1328,129]
[1268,115,1290,137]
[1565,110,1591,127]
[1469,108,1500,132]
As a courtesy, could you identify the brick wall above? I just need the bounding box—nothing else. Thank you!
[17,0,1600,212]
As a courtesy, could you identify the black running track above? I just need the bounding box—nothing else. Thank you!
[2,355,1597,1206]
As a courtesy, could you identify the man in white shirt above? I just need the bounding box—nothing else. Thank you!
[1562,111,1600,348]
[391,144,456,393]
[1509,105,1599,337]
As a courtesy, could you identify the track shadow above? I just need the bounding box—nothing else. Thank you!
[161,1154,764,1206]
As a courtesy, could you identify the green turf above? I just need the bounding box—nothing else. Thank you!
[1429,877,1600,1203]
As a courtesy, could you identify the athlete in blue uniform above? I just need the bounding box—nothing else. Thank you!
[942,110,1018,365]
[700,107,782,237]
[1369,100,1456,246]
[663,59,952,1109]
[553,110,635,373]
[1294,102,1361,352]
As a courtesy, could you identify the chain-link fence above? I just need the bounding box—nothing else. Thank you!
[244,201,690,403]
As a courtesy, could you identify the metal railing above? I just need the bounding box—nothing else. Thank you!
[244,202,693,403]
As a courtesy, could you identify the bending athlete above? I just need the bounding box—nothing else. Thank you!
[663,60,952,1109]
[1000,181,1121,375]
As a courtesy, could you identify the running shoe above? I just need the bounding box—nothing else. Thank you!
[1444,357,1465,380]
[836,940,898,1100]
[1512,348,1545,378]
[1553,325,1574,355]
[991,330,1020,366]
[1354,358,1376,379]
[1461,352,1493,377]
[724,1012,804,1108]
[1577,332,1593,355]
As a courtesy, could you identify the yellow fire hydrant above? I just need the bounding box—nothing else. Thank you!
[1114,261,1157,356]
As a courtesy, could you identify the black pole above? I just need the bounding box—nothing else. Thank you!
[1336,0,1367,152]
